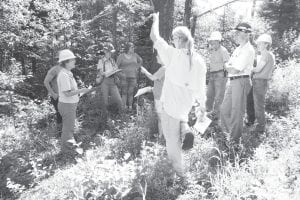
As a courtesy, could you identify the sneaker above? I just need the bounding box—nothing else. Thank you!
[182,132,194,150]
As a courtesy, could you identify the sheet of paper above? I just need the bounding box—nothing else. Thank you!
[104,69,122,77]
[193,115,212,134]
[134,87,152,98]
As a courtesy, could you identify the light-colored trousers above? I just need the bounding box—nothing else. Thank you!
[220,78,251,142]
[253,79,268,132]
[58,102,77,153]
[161,110,183,175]
[206,71,227,118]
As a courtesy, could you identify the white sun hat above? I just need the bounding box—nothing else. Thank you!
[58,49,76,63]
[208,31,222,41]
[256,34,272,44]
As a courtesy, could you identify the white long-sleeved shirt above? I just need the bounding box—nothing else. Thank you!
[226,41,255,77]
[154,38,207,121]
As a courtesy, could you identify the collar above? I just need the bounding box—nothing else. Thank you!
[61,67,74,77]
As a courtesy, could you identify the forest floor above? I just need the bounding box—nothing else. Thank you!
[0,67,300,199]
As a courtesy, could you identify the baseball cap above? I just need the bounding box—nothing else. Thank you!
[234,22,252,33]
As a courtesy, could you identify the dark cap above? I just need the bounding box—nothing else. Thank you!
[234,22,252,33]
[103,42,115,53]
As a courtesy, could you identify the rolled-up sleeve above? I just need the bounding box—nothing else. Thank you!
[153,38,175,67]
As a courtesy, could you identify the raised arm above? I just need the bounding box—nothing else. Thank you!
[150,13,160,42]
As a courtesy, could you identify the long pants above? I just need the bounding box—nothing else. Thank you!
[120,77,137,108]
[154,99,163,137]
[100,77,123,111]
[206,71,227,118]
[50,97,62,124]
[252,79,268,132]
[246,86,255,123]
[58,102,77,153]
[161,110,183,175]
[220,78,251,143]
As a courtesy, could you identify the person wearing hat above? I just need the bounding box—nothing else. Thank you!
[44,55,63,137]
[206,31,230,121]
[116,42,143,111]
[96,43,123,114]
[57,49,90,154]
[249,34,275,134]
[220,22,255,143]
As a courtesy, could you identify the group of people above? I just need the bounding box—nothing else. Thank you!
[44,42,143,154]
[44,12,275,176]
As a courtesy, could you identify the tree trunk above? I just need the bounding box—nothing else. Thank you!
[251,0,257,17]
[31,57,36,74]
[112,6,118,51]
[184,0,192,29]
[191,15,198,37]
[152,0,175,42]
[21,57,26,75]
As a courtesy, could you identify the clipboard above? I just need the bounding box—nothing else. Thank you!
[193,115,212,134]
[104,69,122,78]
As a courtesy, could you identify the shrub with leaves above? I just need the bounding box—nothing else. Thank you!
[110,124,149,161]
[266,59,300,115]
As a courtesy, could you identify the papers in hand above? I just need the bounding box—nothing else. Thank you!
[104,69,122,77]
[193,114,212,134]
[134,86,153,98]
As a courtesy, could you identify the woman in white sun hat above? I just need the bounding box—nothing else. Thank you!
[57,49,90,154]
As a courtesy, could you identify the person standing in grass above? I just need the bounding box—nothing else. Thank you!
[150,13,206,176]
[206,31,230,121]
[117,42,143,111]
[220,22,255,144]
[96,43,123,114]
[57,49,90,154]
[141,55,194,149]
[251,34,275,134]
[140,54,165,138]
[44,58,63,136]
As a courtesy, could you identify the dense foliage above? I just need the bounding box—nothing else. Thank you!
[0,0,300,199]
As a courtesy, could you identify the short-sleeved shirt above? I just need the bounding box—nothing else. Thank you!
[57,68,79,103]
[227,41,255,77]
[45,65,62,94]
[153,66,166,100]
[154,38,207,121]
[97,57,118,78]
[116,53,142,78]
[209,46,230,72]
[253,51,275,80]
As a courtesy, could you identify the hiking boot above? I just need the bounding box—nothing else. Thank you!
[182,132,194,150]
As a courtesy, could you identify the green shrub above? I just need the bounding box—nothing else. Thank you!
[266,59,300,115]
[110,124,149,161]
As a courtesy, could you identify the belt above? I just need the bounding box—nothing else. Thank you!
[209,69,223,74]
[229,75,249,80]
